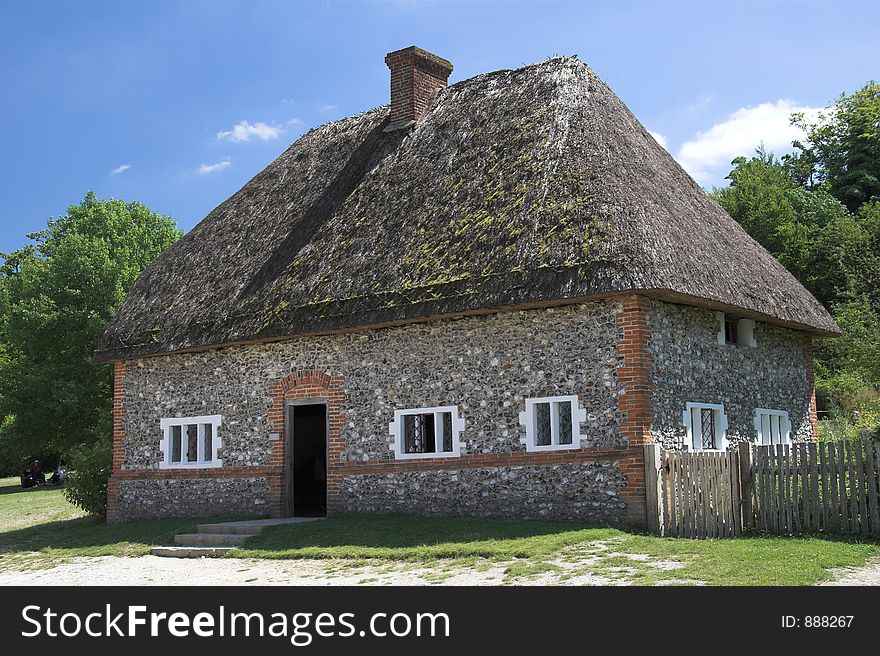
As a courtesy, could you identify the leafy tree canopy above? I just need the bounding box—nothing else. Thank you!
[787,81,880,211]
[0,192,180,466]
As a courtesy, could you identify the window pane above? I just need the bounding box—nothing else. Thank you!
[557,401,573,445]
[186,425,198,462]
[170,425,182,463]
[535,403,551,446]
[442,412,453,452]
[203,423,213,461]
[724,318,737,344]
[700,408,716,450]
[773,415,784,445]
[404,413,436,454]
[760,413,771,445]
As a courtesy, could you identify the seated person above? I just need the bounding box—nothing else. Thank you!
[29,460,45,485]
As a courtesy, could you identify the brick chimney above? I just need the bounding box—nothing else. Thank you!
[384,46,453,131]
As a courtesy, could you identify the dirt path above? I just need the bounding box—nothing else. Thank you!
[0,555,550,586]
[819,557,880,586]
[0,548,691,586]
[5,551,876,586]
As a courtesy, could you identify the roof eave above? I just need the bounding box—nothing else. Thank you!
[91,288,839,364]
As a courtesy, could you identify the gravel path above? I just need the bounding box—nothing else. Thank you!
[0,555,541,586]
[0,548,689,586]
[819,557,880,586]
[4,553,876,586]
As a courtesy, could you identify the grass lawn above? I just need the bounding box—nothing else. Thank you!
[1,476,878,585]
[233,514,880,585]
[0,477,237,570]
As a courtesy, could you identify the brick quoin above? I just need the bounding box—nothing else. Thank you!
[267,370,345,518]
[804,337,819,442]
[105,360,126,522]
[615,294,655,527]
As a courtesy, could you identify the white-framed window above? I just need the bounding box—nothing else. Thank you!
[754,408,791,446]
[389,406,465,459]
[682,402,728,451]
[159,415,223,469]
[519,395,586,452]
[715,312,757,347]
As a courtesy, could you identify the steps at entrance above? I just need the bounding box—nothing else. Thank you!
[196,523,263,535]
[174,532,251,547]
[151,516,323,557]
[151,546,232,558]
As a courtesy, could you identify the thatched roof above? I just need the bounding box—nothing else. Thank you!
[94,56,838,362]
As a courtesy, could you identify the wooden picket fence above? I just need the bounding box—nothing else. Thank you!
[644,439,880,538]
[645,448,742,538]
[745,441,880,535]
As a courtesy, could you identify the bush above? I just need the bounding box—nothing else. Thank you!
[64,438,112,518]
[818,387,880,442]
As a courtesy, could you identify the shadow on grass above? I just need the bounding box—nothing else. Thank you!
[739,527,880,547]
[236,513,880,563]
[235,513,621,560]
[0,482,26,497]
[0,477,254,555]
[0,515,254,555]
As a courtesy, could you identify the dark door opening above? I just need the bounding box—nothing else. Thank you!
[287,402,327,517]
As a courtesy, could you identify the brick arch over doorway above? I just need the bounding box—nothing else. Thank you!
[267,370,345,516]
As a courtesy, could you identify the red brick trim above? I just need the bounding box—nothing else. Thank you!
[614,294,655,525]
[267,370,345,517]
[617,295,654,446]
[804,337,819,442]
[106,361,126,522]
[334,446,640,474]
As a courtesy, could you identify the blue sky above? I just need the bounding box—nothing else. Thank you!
[2,0,879,254]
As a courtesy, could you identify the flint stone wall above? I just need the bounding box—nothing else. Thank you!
[117,300,627,520]
[647,300,813,449]
[113,477,270,521]
[339,461,627,522]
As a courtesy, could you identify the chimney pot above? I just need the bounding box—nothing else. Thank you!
[384,46,453,131]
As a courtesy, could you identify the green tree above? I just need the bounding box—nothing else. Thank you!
[711,149,798,257]
[0,193,180,465]
[710,152,856,309]
[789,81,880,211]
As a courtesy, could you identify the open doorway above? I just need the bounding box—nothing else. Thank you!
[286,402,327,517]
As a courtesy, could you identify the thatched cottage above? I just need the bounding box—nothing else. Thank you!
[96,47,838,525]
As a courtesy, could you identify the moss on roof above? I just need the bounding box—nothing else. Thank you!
[94,56,838,362]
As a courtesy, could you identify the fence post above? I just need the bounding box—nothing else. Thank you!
[644,444,663,535]
[738,441,753,530]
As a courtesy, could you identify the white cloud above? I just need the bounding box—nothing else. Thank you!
[287,117,303,126]
[316,104,338,113]
[648,130,668,150]
[111,164,131,175]
[198,159,231,175]
[675,100,823,185]
[217,120,283,143]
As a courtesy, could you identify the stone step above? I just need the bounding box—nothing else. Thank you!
[151,546,232,558]
[173,533,251,547]
[196,523,264,536]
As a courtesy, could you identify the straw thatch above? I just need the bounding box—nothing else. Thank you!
[94,56,838,362]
